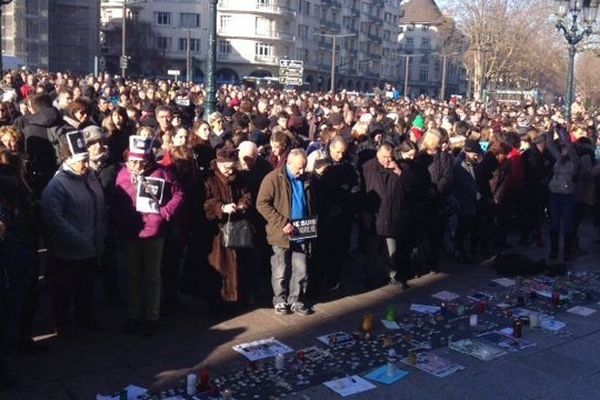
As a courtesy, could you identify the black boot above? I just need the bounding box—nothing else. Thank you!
[549,233,559,261]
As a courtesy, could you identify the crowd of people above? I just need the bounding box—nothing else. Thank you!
[1,69,600,389]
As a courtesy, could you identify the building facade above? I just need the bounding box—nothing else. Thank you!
[1,0,99,74]
[100,0,404,91]
[2,0,50,69]
[397,0,467,98]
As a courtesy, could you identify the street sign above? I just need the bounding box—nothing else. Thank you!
[167,69,181,76]
[119,56,128,69]
[279,59,304,86]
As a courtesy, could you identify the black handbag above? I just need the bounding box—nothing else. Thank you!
[221,214,255,249]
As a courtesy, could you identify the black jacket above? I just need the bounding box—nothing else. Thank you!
[362,157,411,237]
[22,107,63,197]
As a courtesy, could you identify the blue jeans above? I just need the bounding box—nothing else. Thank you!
[271,243,308,306]
[548,192,576,235]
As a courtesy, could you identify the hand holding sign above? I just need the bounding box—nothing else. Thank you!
[283,222,294,235]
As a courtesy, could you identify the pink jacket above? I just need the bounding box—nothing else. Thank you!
[113,163,184,239]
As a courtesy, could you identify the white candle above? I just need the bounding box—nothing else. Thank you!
[186,373,197,395]
[529,313,539,328]
[275,353,285,370]
[469,314,478,326]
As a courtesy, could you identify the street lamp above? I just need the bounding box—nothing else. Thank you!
[204,0,218,118]
[555,0,599,123]
[0,0,13,74]
[314,32,356,93]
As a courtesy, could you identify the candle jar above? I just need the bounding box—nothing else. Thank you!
[362,314,374,334]
[469,314,478,327]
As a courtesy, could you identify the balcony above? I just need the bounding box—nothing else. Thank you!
[318,40,333,50]
[254,30,293,41]
[217,28,293,42]
[322,0,342,8]
[218,0,296,18]
[320,18,341,32]
[254,54,278,64]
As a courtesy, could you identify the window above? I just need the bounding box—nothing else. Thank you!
[220,15,232,30]
[26,19,39,38]
[383,30,390,40]
[255,42,273,57]
[26,0,39,14]
[422,24,430,31]
[398,26,404,33]
[178,38,201,52]
[298,24,309,39]
[405,37,413,49]
[218,39,231,54]
[297,48,309,61]
[156,36,171,51]
[421,38,430,49]
[421,55,429,64]
[299,0,311,15]
[155,11,171,25]
[180,13,200,28]
[419,69,428,81]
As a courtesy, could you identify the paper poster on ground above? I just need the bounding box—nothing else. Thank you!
[232,337,293,361]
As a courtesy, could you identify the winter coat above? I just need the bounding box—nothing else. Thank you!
[547,139,580,195]
[362,157,411,237]
[453,152,479,217]
[22,106,63,196]
[204,161,252,302]
[522,144,553,201]
[575,140,596,205]
[41,164,106,260]
[112,163,184,239]
[257,166,314,249]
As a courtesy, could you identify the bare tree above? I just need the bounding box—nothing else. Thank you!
[576,52,600,105]
[449,0,566,100]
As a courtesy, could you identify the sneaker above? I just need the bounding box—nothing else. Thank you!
[290,302,312,316]
[274,303,290,315]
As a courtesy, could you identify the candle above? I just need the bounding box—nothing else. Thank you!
[275,353,284,370]
[469,314,478,326]
[362,314,374,334]
[529,313,539,328]
[186,373,198,395]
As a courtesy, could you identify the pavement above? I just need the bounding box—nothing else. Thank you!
[4,222,600,400]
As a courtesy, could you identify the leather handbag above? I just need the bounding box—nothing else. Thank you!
[221,214,255,249]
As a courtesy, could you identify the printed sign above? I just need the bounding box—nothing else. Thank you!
[136,177,165,214]
[291,216,317,240]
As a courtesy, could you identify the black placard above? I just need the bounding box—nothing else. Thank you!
[291,217,318,240]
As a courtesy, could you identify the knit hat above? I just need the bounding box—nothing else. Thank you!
[412,114,425,129]
[82,125,106,144]
[208,111,223,125]
[128,135,153,160]
[65,131,89,164]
